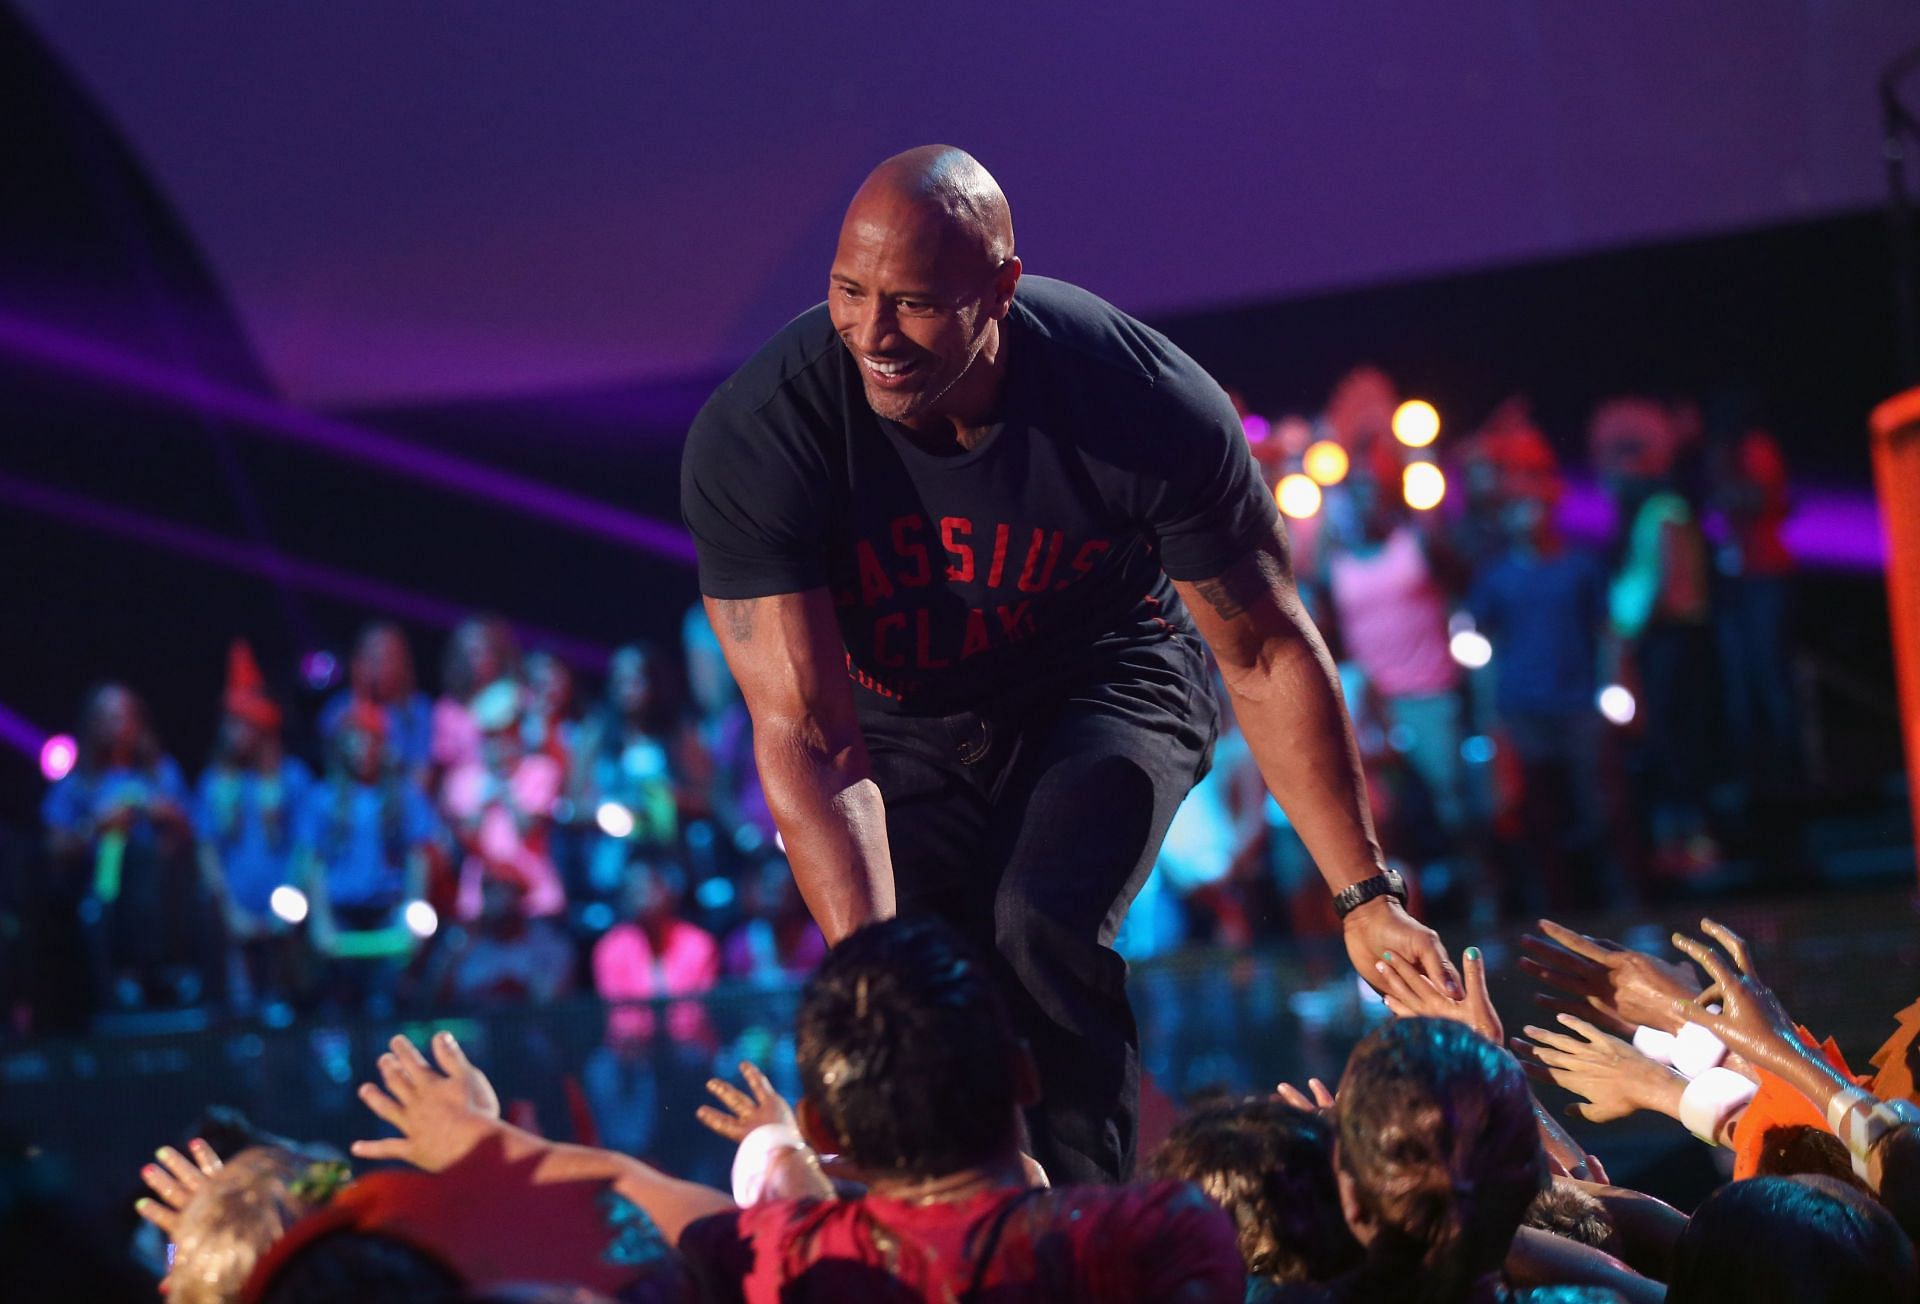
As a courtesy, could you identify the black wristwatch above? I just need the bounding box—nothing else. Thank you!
[1332,869,1408,920]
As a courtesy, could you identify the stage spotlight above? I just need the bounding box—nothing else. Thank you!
[1449,629,1493,669]
[1241,413,1271,443]
[269,885,309,925]
[403,899,438,939]
[39,734,76,782]
[1276,473,1323,519]
[1393,399,1440,448]
[595,801,636,839]
[1403,461,1446,510]
[1302,440,1350,486]
[1598,684,1637,725]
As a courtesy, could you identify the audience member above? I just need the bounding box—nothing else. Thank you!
[720,859,826,988]
[432,614,524,782]
[1709,428,1799,795]
[426,876,576,1009]
[297,700,439,1015]
[1666,1175,1915,1304]
[445,680,567,922]
[575,644,682,900]
[317,623,434,779]
[44,682,213,1013]
[1591,397,1718,878]
[679,606,775,863]
[195,642,314,1014]
[594,860,720,1047]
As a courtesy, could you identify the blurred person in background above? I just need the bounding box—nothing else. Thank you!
[43,682,212,1015]
[445,680,567,923]
[594,857,720,1049]
[574,643,682,902]
[1466,429,1620,913]
[1591,397,1719,880]
[195,641,314,1016]
[432,614,524,785]
[1710,426,1799,800]
[297,700,439,1016]
[425,873,575,1009]
[722,857,827,988]
[679,605,777,870]
[1314,436,1485,921]
[318,622,433,780]
[521,650,580,778]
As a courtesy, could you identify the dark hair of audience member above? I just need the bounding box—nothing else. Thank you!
[260,1230,461,1304]
[1751,1124,1875,1197]
[1667,1175,1917,1304]
[795,917,1018,1179]
[1148,1097,1362,1285]
[1521,1182,1617,1254]
[1335,1018,1547,1304]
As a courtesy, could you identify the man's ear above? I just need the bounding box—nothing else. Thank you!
[987,256,1022,320]
[1012,1039,1042,1109]
[797,1096,841,1156]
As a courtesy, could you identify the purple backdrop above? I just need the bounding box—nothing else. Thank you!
[17,1,1917,406]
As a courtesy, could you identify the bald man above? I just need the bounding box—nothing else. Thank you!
[681,146,1455,1184]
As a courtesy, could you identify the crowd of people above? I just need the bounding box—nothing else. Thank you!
[10,908,1915,1302]
[19,609,820,1037]
[1127,370,1802,957]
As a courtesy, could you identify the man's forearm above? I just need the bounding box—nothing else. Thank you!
[755,719,895,944]
[1223,621,1384,894]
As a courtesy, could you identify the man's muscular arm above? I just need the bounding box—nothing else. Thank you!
[704,591,894,943]
[1172,521,1459,996]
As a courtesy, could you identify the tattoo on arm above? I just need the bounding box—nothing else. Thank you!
[712,598,757,644]
[1191,577,1247,622]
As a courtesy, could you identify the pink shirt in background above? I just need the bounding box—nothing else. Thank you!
[445,755,567,920]
[594,918,721,1045]
[1328,526,1459,698]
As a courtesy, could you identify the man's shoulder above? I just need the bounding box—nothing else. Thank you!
[1013,276,1193,392]
[699,303,847,425]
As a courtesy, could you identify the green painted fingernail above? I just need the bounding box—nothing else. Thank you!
[135,1198,152,1210]
[1382,950,1393,961]
[1465,946,1482,962]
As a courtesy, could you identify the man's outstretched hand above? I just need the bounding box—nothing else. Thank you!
[351,1031,502,1172]
[1344,896,1460,1001]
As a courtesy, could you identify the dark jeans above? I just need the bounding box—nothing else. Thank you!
[860,634,1216,1185]
[1715,575,1799,788]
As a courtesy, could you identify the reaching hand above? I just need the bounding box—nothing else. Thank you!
[350,1031,502,1171]
[135,1137,223,1236]
[1275,1078,1337,1111]
[697,1062,799,1143]
[1667,919,1801,1073]
[1512,1014,1685,1124]
[1344,896,1461,1002]
[1519,919,1703,1038]
[1373,944,1503,1045]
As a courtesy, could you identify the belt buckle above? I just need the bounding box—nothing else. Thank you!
[956,717,993,766]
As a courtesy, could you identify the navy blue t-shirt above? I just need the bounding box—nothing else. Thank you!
[1467,548,1609,717]
[680,276,1277,716]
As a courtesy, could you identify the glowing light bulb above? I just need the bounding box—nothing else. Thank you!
[269,885,310,924]
[595,801,636,839]
[1598,685,1637,726]
[39,734,77,782]
[1302,440,1350,486]
[404,899,439,939]
[1393,399,1440,448]
[1449,629,1493,669]
[1403,461,1446,511]
[1276,474,1323,520]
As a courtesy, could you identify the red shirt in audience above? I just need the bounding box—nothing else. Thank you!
[680,1179,1243,1302]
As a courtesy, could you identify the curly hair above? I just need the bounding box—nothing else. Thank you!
[1335,1019,1547,1304]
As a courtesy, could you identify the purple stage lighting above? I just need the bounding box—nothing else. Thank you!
[0,312,695,564]
[0,473,610,669]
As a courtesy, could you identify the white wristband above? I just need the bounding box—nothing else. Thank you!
[1671,1021,1730,1079]
[1632,1025,1679,1068]
[731,1122,808,1207]
[1679,1067,1757,1145]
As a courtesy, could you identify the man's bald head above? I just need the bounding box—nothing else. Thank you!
[829,146,1022,432]
[846,145,1014,270]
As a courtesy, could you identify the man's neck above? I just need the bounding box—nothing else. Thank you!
[863,1147,1029,1204]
